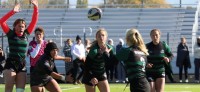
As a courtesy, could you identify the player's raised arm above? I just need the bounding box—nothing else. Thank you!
[27,0,39,34]
[0,4,20,34]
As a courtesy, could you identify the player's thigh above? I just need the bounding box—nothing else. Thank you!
[97,80,110,92]
[31,86,45,92]
[4,69,16,84]
[4,69,16,91]
[155,78,165,92]
[84,84,95,92]
[15,72,26,88]
[149,82,156,92]
[45,79,61,92]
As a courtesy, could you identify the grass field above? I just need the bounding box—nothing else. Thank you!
[0,83,200,92]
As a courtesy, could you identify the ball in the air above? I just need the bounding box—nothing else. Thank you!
[88,8,102,21]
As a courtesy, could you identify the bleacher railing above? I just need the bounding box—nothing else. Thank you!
[191,1,200,55]
[53,26,63,47]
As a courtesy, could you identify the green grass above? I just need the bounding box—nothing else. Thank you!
[0,83,200,92]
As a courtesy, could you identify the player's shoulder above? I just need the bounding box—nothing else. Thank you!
[146,41,153,47]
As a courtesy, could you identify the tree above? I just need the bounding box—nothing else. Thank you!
[106,0,171,8]
[48,0,66,8]
[76,0,88,8]
[145,0,170,8]
[48,0,66,5]
[5,0,48,8]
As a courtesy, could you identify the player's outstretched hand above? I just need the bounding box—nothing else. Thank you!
[13,4,20,13]
[146,63,153,68]
[64,57,71,62]
[31,0,38,7]
[90,78,98,85]
[66,74,73,83]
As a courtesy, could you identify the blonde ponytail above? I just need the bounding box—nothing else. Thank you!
[126,28,148,55]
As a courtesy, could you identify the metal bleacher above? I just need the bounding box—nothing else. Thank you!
[0,7,198,74]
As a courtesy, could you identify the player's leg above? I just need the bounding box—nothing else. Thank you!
[149,81,155,92]
[184,65,189,82]
[4,69,16,92]
[82,72,96,92]
[179,66,183,82]
[97,80,110,92]
[194,59,200,82]
[31,86,45,92]
[85,84,95,92]
[155,78,165,92]
[15,72,26,92]
[45,79,61,92]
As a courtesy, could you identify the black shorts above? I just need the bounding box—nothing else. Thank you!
[130,77,150,92]
[30,66,35,73]
[4,58,27,73]
[146,72,165,82]
[30,75,53,87]
[82,72,107,86]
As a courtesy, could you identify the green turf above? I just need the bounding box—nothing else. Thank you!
[0,83,200,92]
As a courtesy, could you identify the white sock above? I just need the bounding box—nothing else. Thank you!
[16,88,24,92]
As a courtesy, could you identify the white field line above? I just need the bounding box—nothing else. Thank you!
[165,91,192,92]
[60,85,128,91]
[61,86,82,90]
[0,85,82,91]
[167,85,200,88]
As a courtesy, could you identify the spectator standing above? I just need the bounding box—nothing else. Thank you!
[63,39,73,77]
[71,35,86,84]
[115,38,126,83]
[106,39,115,82]
[85,39,91,55]
[176,37,191,83]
